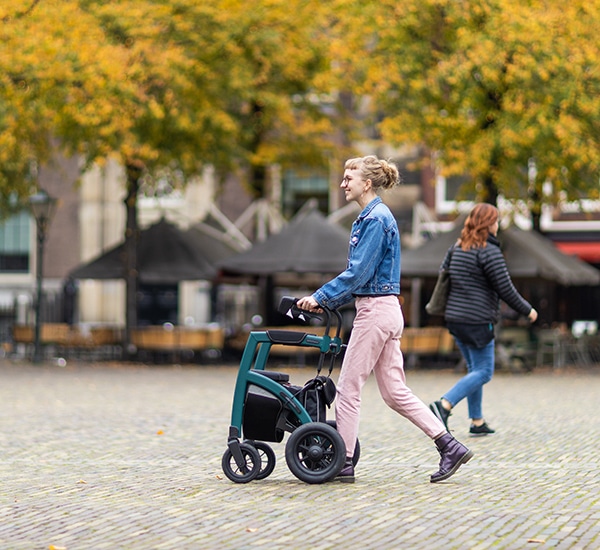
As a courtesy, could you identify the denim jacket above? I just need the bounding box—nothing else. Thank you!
[313,197,401,310]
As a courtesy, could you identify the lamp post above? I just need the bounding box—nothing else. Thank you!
[29,189,57,364]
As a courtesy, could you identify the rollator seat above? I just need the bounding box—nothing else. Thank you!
[254,370,290,384]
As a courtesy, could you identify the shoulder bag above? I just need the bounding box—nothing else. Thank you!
[425,246,455,316]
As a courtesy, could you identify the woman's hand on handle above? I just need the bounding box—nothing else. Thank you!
[297,295,322,313]
[528,308,538,323]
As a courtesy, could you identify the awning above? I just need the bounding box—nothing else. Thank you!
[70,218,240,283]
[401,224,600,286]
[218,207,350,276]
[554,242,600,263]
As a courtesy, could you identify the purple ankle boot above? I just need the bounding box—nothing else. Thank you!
[335,457,355,483]
[430,433,473,483]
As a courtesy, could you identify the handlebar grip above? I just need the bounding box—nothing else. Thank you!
[277,295,327,321]
[277,296,298,315]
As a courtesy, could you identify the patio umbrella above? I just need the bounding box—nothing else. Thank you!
[70,218,239,283]
[218,208,350,276]
[401,224,600,286]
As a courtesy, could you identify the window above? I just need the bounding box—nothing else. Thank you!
[137,284,178,326]
[282,169,329,217]
[395,158,421,187]
[435,174,477,214]
[0,211,30,272]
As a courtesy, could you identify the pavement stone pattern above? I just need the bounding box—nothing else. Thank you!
[0,358,599,549]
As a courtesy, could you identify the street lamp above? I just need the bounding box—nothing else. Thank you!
[29,189,57,363]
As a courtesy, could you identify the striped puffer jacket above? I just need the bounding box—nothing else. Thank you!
[441,234,532,325]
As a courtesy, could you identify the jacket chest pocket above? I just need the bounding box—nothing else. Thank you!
[349,228,361,249]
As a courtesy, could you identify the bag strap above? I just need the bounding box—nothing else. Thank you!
[443,243,456,270]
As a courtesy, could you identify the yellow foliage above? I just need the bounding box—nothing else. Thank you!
[0,0,337,200]
[2,0,599,206]
[330,0,600,202]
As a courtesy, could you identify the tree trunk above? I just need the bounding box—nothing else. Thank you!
[122,160,143,360]
[528,161,543,232]
[482,148,500,206]
[529,189,542,232]
[482,173,498,206]
[249,163,266,199]
[247,101,266,199]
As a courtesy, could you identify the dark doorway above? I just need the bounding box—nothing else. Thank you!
[137,284,178,326]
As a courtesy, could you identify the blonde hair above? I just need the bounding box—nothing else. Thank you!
[344,155,401,191]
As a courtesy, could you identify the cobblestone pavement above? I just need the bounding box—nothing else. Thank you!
[1,359,599,550]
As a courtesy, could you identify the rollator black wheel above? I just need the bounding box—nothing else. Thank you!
[246,440,276,480]
[326,420,361,466]
[285,422,346,484]
[221,442,261,483]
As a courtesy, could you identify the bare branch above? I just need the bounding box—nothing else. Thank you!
[2,0,41,23]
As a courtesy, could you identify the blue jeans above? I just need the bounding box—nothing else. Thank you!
[443,338,495,420]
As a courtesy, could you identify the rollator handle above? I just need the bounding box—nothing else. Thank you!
[278,296,324,323]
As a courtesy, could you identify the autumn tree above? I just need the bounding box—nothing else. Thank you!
[0,1,66,215]
[332,0,600,228]
[0,0,344,356]
[1,1,248,355]
[205,0,347,199]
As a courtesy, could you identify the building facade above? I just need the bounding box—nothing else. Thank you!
[0,147,598,348]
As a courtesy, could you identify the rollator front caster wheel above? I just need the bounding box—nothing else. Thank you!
[326,420,361,466]
[245,440,276,480]
[285,422,346,484]
[221,442,261,483]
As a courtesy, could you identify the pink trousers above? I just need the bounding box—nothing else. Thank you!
[335,296,446,457]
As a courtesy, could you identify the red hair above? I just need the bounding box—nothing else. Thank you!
[459,203,498,250]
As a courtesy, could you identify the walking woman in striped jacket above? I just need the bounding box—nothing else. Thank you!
[430,203,538,436]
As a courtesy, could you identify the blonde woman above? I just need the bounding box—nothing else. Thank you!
[298,155,473,483]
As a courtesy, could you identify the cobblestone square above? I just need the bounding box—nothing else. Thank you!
[1,360,599,549]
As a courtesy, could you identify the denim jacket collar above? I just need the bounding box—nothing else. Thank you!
[358,197,383,220]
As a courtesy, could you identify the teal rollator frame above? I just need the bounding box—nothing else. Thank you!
[221,296,359,484]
